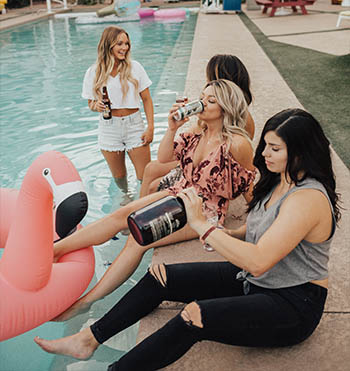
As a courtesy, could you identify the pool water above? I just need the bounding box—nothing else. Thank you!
[0,13,197,371]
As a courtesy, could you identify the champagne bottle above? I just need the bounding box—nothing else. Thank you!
[102,86,112,120]
[127,196,187,246]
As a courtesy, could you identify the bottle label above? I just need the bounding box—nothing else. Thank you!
[103,103,111,120]
[102,87,112,120]
[127,195,187,245]
[174,100,203,121]
[149,211,181,241]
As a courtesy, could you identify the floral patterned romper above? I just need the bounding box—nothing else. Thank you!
[167,132,256,225]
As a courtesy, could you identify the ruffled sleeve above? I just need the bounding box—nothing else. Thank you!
[228,152,256,199]
[168,136,256,224]
[201,145,256,201]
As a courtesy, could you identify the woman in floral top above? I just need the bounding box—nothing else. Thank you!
[168,131,255,224]
[140,54,256,197]
[52,79,256,321]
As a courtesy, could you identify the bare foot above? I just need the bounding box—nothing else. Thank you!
[120,193,134,206]
[34,328,99,359]
[53,249,61,263]
[53,246,64,263]
[52,299,92,322]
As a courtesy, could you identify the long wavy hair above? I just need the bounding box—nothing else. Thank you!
[198,79,251,152]
[93,26,138,101]
[248,108,341,223]
[206,54,252,105]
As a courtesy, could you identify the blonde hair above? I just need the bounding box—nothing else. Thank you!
[197,79,251,152]
[93,26,138,101]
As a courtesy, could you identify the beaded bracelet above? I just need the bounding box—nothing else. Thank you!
[200,226,217,244]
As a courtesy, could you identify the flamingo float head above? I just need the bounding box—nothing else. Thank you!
[0,151,88,291]
[0,151,95,340]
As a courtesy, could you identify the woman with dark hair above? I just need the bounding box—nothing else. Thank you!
[206,54,252,106]
[250,108,338,215]
[140,54,255,197]
[35,108,340,371]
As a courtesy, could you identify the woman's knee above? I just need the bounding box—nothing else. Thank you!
[149,264,167,288]
[143,160,161,179]
[148,178,161,194]
[110,204,130,221]
[181,302,203,328]
[101,150,127,178]
[128,146,151,180]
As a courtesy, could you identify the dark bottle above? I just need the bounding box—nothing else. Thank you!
[102,86,112,120]
[127,196,187,246]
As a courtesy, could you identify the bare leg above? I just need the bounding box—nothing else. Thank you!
[101,150,127,179]
[101,150,134,205]
[114,175,133,206]
[148,176,164,194]
[127,144,151,181]
[54,191,170,260]
[139,160,179,197]
[34,327,99,360]
[53,223,198,321]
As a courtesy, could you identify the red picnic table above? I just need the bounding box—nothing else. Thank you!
[255,0,316,16]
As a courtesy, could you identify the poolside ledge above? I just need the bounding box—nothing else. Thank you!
[137,10,350,371]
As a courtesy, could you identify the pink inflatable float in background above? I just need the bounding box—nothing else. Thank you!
[154,8,186,19]
[0,151,95,341]
[138,7,155,18]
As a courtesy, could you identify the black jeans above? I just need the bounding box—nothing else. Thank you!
[90,262,327,371]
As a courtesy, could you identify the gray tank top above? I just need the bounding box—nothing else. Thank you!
[242,178,335,289]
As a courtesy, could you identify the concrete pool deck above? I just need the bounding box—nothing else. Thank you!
[1,1,349,370]
[136,3,350,371]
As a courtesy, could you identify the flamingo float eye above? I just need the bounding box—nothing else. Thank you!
[42,168,50,176]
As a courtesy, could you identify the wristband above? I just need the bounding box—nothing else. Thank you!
[200,226,216,244]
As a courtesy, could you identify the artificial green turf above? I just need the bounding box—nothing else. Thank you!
[239,12,350,169]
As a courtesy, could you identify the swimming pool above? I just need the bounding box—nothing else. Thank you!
[0,13,197,371]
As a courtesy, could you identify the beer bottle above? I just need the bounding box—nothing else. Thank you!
[102,86,112,120]
[127,196,187,246]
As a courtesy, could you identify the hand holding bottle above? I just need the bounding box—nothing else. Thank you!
[179,188,223,252]
[168,103,189,132]
[89,99,106,113]
[177,187,208,230]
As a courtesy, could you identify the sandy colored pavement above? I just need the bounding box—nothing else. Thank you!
[245,0,350,55]
[137,6,350,371]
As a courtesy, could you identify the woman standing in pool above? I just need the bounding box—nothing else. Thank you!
[52,79,256,321]
[82,26,154,204]
[140,54,255,197]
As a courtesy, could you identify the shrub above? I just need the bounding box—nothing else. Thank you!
[77,0,98,4]
[7,0,30,8]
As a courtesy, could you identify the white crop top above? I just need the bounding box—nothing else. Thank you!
[82,60,152,109]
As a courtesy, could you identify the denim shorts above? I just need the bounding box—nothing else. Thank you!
[98,110,145,152]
